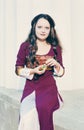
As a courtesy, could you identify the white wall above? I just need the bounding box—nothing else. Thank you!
[0,0,83,90]
[71,0,84,89]
[0,0,19,88]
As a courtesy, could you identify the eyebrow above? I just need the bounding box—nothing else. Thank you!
[37,25,50,27]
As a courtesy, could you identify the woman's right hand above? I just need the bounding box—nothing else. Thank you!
[33,64,47,75]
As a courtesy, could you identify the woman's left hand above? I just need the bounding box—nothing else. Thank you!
[45,58,59,67]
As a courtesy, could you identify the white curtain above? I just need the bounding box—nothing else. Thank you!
[2,0,83,90]
[0,0,18,88]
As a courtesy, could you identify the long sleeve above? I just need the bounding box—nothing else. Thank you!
[56,45,64,68]
[15,42,34,80]
[16,42,28,66]
[54,45,65,77]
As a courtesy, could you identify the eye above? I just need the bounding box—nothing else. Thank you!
[45,27,50,29]
[37,26,42,28]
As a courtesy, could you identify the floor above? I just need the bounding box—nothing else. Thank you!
[0,88,84,130]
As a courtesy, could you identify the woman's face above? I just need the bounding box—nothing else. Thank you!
[35,18,50,41]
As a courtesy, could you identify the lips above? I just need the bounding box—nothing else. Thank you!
[40,34,46,36]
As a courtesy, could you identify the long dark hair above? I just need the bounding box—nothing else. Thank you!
[25,14,62,67]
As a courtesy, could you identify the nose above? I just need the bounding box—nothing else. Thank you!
[41,28,46,33]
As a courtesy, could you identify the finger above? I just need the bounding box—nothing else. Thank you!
[46,58,55,63]
[38,70,45,75]
[47,62,54,66]
[46,59,53,65]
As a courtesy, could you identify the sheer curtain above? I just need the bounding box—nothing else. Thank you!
[0,0,18,88]
[0,0,72,90]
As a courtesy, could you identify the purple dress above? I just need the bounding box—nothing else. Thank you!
[16,42,64,130]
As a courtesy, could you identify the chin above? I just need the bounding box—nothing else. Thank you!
[38,37,48,41]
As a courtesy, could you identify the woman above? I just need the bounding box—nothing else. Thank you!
[15,14,65,130]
